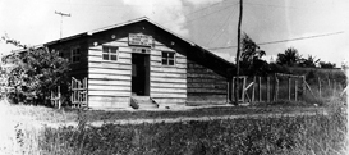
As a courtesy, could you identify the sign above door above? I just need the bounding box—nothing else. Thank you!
[128,33,154,47]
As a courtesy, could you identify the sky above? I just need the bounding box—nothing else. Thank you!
[0,0,348,67]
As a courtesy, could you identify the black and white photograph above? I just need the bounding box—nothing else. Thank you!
[0,0,348,154]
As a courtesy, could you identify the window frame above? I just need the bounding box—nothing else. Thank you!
[102,46,119,61]
[161,51,176,66]
[71,47,81,64]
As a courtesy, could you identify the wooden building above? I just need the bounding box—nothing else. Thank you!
[45,17,233,109]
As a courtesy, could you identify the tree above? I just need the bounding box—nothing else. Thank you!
[277,47,301,67]
[10,47,70,105]
[240,33,267,76]
[240,33,266,63]
[303,55,320,68]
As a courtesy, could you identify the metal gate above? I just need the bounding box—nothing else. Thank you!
[71,77,88,109]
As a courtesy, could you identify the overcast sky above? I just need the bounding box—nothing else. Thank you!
[1,0,348,67]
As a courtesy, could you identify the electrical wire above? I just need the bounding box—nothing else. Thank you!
[206,8,236,47]
[208,31,345,50]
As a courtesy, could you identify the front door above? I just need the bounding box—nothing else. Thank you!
[132,53,150,96]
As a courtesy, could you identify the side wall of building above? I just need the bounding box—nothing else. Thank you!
[48,39,89,80]
[187,60,228,104]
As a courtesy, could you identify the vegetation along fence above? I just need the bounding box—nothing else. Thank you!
[229,73,346,103]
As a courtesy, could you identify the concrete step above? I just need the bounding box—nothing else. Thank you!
[131,96,158,109]
[131,96,151,101]
[138,103,158,109]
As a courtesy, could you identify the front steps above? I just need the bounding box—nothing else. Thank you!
[131,96,158,109]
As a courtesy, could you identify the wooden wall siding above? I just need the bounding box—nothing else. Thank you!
[87,26,189,105]
[187,60,227,101]
[87,40,132,108]
[48,39,89,79]
[149,43,187,101]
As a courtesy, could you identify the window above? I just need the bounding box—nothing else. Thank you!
[71,48,81,63]
[161,51,175,65]
[102,46,119,61]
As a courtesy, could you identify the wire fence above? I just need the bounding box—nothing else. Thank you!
[229,74,347,103]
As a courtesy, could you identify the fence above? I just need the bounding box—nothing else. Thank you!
[229,73,347,103]
[71,77,88,109]
[49,77,88,109]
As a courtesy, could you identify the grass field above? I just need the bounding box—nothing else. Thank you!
[2,101,347,155]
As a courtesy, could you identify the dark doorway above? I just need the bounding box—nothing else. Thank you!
[132,53,150,96]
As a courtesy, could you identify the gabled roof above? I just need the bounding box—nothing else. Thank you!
[45,17,235,77]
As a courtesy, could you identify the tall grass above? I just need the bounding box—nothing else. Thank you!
[35,107,348,154]
[3,103,347,155]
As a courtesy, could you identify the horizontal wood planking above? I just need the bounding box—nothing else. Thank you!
[151,87,187,93]
[88,68,131,75]
[89,101,130,109]
[151,67,186,74]
[150,61,187,69]
[89,73,131,80]
[151,93,187,98]
[154,99,186,104]
[151,77,187,83]
[103,41,129,47]
[87,53,132,61]
[88,55,131,62]
[88,59,131,64]
[187,88,226,93]
[89,85,130,91]
[151,82,186,88]
[89,80,131,86]
[89,63,132,70]
[151,50,187,58]
[151,72,187,78]
[89,96,130,102]
[88,53,131,60]
[152,46,176,52]
[88,47,132,54]
[88,90,131,96]
[150,55,187,64]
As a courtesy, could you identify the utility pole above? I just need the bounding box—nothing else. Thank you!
[55,11,71,39]
[235,0,243,105]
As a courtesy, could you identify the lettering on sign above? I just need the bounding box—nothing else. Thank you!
[131,46,151,54]
[128,33,154,47]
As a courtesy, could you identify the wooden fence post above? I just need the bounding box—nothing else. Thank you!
[295,80,298,101]
[259,77,262,102]
[332,79,336,96]
[328,78,331,97]
[303,76,306,97]
[267,77,270,102]
[232,78,235,102]
[252,76,255,103]
[227,81,230,103]
[242,77,246,102]
[318,77,322,97]
[276,78,279,101]
[288,77,291,101]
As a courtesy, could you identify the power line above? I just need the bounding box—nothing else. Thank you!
[243,2,313,10]
[183,0,237,17]
[208,31,345,50]
[160,2,238,26]
[206,8,236,47]
[185,3,239,24]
